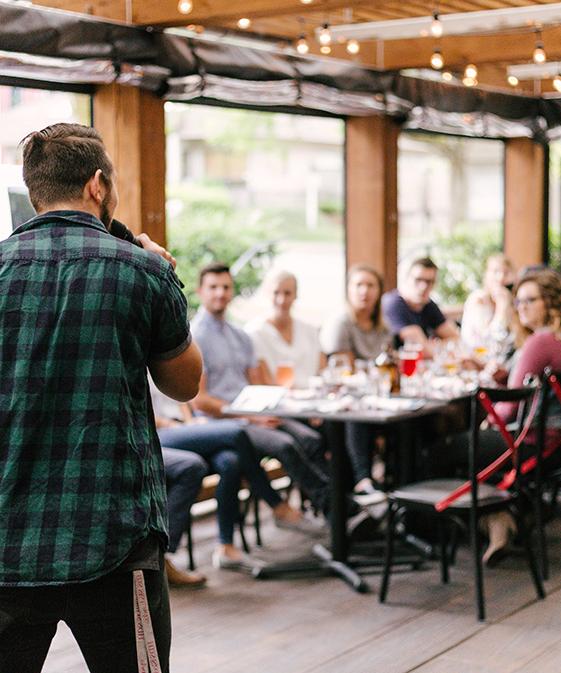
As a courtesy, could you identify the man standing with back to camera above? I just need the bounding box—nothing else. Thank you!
[0,123,202,672]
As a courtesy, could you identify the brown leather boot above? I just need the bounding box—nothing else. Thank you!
[164,558,207,588]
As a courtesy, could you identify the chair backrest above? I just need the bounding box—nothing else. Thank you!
[435,386,538,512]
[532,368,561,480]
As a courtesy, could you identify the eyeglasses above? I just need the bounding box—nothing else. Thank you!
[514,296,542,308]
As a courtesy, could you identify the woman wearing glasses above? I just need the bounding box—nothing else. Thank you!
[441,268,561,565]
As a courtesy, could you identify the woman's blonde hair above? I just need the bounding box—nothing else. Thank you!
[513,268,561,346]
[346,263,384,330]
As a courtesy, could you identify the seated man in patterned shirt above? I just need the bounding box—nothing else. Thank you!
[0,123,202,672]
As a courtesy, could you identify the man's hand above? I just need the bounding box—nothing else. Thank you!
[137,233,177,269]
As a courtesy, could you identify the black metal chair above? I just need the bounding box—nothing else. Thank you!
[533,368,561,580]
[379,386,545,621]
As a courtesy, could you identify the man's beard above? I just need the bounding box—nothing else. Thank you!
[99,191,112,229]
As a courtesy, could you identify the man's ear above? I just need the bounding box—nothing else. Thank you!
[84,169,104,205]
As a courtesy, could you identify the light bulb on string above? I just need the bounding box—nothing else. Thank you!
[346,39,360,55]
[554,75,561,93]
[319,23,332,46]
[462,76,477,87]
[237,17,251,29]
[430,48,443,70]
[300,0,314,4]
[296,36,309,54]
[442,71,452,81]
[533,43,546,63]
[464,63,477,79]
[320,45,331,55]
[430,12,443,38]
[177,0,193,15]
[507,74,519,87]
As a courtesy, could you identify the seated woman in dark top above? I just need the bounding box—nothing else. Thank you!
[437,268,561,565]
[321,263,390,505]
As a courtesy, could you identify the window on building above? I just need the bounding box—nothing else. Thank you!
[398,132,504,305]
[165,103,345,326]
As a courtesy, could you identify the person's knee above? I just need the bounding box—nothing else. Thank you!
[214,450,241,478]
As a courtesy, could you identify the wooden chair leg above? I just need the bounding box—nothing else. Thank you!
[186,512,195,571]
[379,502,396,603]
[253,497,263,547]
[238,498,251,553]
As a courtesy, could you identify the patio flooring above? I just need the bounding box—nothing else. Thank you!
[42,508,561,673]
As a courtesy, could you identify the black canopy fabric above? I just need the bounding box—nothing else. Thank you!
[0,1,558,139]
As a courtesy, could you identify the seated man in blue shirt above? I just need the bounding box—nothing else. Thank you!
[382,257,458,356]
[191,263,330,525]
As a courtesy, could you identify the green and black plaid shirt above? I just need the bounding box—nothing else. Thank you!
[0,211,191,586]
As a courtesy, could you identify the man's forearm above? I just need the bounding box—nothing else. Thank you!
[192,392,228,418]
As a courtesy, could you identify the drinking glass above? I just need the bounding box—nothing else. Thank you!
[276,362,295,388]
[327,354,352,383]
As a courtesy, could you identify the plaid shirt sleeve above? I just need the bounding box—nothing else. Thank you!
[149,266,191,361]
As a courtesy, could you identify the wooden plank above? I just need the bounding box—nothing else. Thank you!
[346,116,399,290]
[504,138,546,270]
[93,84,166,244]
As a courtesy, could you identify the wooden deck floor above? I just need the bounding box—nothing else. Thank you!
[42,509,561,673]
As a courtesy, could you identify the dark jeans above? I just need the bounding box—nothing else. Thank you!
[159,420,282,545]
[0,564,170,673]
[344,422,379,485]
[246,419,330,513]
[163,447,207,553]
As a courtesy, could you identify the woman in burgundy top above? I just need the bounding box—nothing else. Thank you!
[444,268,561,564]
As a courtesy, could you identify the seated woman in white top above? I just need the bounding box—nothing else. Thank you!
[461,253,515,351]
[246,270,325,388]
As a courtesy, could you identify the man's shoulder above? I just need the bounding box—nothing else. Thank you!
[382,289,405,308]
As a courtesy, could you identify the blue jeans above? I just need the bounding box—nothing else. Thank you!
[162,448,207,553]
[158,420,282,545]
[344,422,378,484]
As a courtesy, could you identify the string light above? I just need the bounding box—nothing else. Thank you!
[554,74,561,93]
[346,39,360,55]
[237,17,251,29]
[320,45,332,55]
[300,0,314,4]
[430,12,443,38]
[464,63,478,79]
[177,0,193,15]
[296,36,310,54]
[507,74,519,87]
[462,76,477,87]
[533,32,546,64]
[319,23,332,46]
[442,71,453,81]
[430,48,443,70]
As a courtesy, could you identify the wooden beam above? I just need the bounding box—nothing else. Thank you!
[504,138,547,270]
[345,116,399,289]
[93,84,167,245]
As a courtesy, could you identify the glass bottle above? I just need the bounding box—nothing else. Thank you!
[375,342,400,394]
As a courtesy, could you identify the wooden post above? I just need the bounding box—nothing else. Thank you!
[345,115,399,289]
[93,84,166,245]
[504,138,548,270]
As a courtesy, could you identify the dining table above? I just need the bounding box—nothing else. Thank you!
[224,385,465,593]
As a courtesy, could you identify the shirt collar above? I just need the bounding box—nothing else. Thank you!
[12,210,109,237]
[197,306,227,330]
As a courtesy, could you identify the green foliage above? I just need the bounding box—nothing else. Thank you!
[549,224,561,272]
[428,224,502,305]
[166,184,276,313]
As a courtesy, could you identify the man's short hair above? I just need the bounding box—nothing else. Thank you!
[20,123,113,211]
[198,262,231,287]
[408,257,438,274]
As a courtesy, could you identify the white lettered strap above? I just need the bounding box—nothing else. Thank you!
[133,569,163,673]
